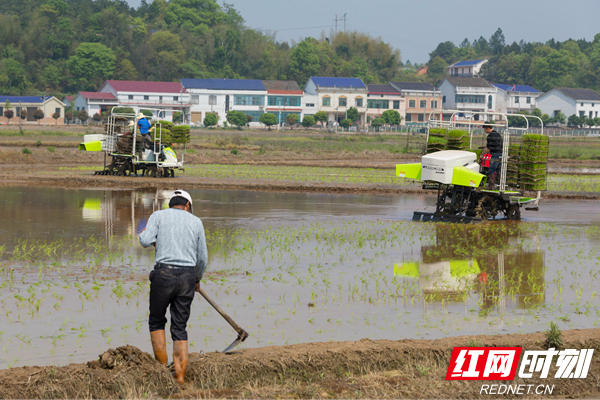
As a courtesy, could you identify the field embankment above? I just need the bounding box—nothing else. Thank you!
[1,329,599,399]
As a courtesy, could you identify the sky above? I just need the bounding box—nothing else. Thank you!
[126,0,600,64]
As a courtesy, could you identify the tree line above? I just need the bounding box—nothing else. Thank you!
[0,0,402,96]
[425,28,600,93]
[1,1,598,103]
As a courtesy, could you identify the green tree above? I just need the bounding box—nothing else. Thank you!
[381,109,401,125]
[204,112,217,127]
[0,59,27,92]
[340,118,352,129]
[288,39,320,87]
[371,117,384,131]
[33,109,44,124]
[428,56,447,81]
[259,113,277,130]
[553,112,566,125]
[346,107,359,123]
[313,111,328,125]
[489,28,506,55]
[64,111,72,124]
[92,113,102,124]
[286,113,298,127]
[77,110,89,124]
[67,43,116,90]
[226,110,248,129]
[148,31,186,81]
[302,115,315,128]
[52,111,60,125]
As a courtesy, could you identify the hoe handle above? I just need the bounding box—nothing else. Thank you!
[198,287,246,337]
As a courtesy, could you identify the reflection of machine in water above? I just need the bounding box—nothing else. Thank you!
[79,189,171,241]
[395,223,545,312]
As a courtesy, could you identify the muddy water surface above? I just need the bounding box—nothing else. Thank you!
[1,186,599,369]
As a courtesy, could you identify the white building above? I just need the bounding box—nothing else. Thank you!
[492,84,543,114]
[98,80,190,121]
[389,82,442,124]
[181,78,267,126]
[261,80,304,124]
[536,88,600,120]
[304,77,367,123]
[438,77,503,121]
[448,59,488,78]
[72,92,118,118]
[366,84,405,124]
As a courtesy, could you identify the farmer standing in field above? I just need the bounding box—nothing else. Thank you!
[139,190,207,384]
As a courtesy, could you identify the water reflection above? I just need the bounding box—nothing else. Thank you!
[395,223,545,312]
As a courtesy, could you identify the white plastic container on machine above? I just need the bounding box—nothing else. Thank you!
[421,150,479,184]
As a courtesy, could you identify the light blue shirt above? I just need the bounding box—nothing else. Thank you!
[139,208,208,282]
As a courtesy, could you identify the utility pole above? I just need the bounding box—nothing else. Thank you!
[343,13,347,33]
[334,13,346,37]
[334,14,337,37]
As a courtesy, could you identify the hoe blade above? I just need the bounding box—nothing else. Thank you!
[222,330,249,353]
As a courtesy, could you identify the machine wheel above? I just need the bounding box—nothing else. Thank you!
[148,166,157,178]
[475,195,498,220]
[505,204,521,221]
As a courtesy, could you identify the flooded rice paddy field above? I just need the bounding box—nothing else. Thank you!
[0,186,599,370]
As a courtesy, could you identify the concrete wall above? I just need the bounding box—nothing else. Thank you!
[536,89,576,117]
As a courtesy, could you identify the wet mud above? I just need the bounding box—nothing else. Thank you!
[1,329,599,399]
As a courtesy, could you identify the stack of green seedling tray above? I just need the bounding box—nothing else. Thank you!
[171,125,191,144]
[519,133,548,190]
[427,128,447,153]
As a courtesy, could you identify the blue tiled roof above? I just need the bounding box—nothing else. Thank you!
[0,95,46,103]
[309,77,365,88]
[180,78,265,91]
[451,59,485,67]
[493,84,541,93]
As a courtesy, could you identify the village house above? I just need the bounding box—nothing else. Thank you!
[0,95,65,125]
[365,84,405,124]
[304,77,367,123]
[389,82,442,124]
[536,88,600,120]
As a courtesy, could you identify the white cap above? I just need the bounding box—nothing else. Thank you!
[170,190,193,212]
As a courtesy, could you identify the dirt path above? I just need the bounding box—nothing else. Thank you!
[1,329,599,399]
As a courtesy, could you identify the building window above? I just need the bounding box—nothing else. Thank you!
[128,95,133,100]
[526,97,531,104]
[596,111,598,117]
[455,95,485,104]
[419,100,426,108]
[579,111,585,117]
[339,97,347,107]
[443,96,446,103]
[143,95,149,100]
[77,107,80,111]
[418,114,424,122]
[553,110,561,117]
[355,98,363,107]
[235,95,263,106]
[305,103,315,107]
[173,96,178,101]
[268,96,300,107]
[191,95,199,104]
[581,103,584,107]
[592,103,595,107]
[405,114,412,122]
[208,94,217,105]
[322,97,330,106]
[367,99,389,109]
[408,100,416,108]
[515,96,519,103]
[430,100,437,109]
[55,108,60,116]
[590,111,593,118]
[488,95,492,109]
[393,100,400,110]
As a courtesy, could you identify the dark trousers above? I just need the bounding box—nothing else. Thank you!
[149,267,195,341]
[488,153,502,177]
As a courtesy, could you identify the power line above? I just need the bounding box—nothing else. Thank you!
[257,25,332,32]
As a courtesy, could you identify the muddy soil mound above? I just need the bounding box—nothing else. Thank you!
[1,330,600,399]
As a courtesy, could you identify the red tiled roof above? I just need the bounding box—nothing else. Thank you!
[267,90,303,95]
[64,95,74,103]
[105,80,187,93]
[78,92,117,100]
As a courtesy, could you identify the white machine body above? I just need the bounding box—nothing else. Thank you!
[421,150,479,184]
